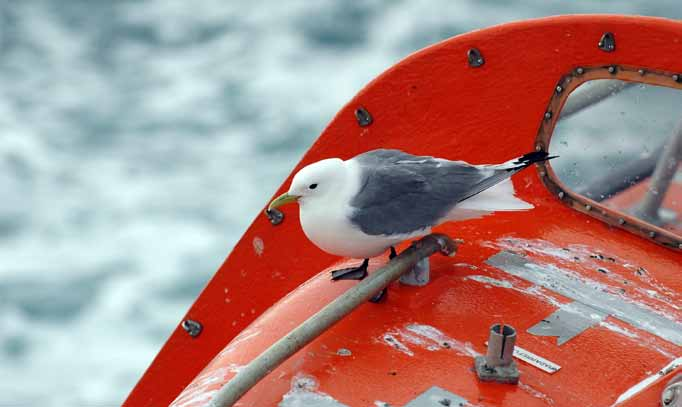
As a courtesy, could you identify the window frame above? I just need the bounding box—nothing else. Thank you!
[535,65,682,251]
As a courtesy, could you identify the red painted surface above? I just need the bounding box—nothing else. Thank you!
[124,15,682,407]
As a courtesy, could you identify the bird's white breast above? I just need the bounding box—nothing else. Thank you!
[298,159,418,258]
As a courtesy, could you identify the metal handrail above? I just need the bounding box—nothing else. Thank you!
[208,234,460,407]
[632,120,682,224]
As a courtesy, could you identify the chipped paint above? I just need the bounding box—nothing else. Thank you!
[519,382,555,405]
[465,275,513,288]
[382,334,414,356]
[379,324,480,359]
[487,251,682,346]
[252,236,265,256]
[612,357,682,405]
[279,374,348,407]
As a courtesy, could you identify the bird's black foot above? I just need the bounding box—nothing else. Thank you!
[331,258,369,281]
[389,246,397,260]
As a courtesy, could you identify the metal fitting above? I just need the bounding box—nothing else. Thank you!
[182,319,203,338]
[474,324,520,384]
[355,107,373,127]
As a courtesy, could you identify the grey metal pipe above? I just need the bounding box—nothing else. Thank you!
[632,120,682,224]
[208,234,460,407]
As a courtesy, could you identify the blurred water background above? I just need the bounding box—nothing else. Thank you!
[1,1,681,405]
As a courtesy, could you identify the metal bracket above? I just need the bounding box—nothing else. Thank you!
[399,257,430,286]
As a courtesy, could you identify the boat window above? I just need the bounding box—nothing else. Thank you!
[543,74,682,248]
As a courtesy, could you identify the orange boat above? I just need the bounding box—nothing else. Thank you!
[124,15,682,407]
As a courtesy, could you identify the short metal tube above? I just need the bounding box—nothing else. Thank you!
[485,324,516,367]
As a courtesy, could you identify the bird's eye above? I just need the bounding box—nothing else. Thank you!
[309,183,318,190]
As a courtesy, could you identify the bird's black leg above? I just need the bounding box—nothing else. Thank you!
[369,246,397,303]
[331,258,369,281]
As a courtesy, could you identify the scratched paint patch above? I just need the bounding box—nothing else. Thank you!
[488,237,680,314]
[487,251,682,346]
[379,323,479,358]
[278,374,348,407]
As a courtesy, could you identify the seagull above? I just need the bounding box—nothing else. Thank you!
[268,149,553,290]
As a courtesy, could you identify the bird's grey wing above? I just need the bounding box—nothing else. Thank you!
[348,149,525,236]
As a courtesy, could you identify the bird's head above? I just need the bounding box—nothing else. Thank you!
[268,158,345,211]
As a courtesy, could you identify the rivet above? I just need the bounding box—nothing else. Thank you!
[354,107,373,127]
[598,32,616,52]
[467,48,485,68]
[265,208,284,225]
[539,170,546,177]
[535,144,543,151]
[673,74,682,83]
[649,231,656,238]
[556,85,563,94]
[678,243,682,249]
[638,69,646,76]
[607,65,617,74]
[182,319,203,338]
[585,205,592,211]
[618,218,625,225]
[544,111,553,120]
[558,191,565,199]
[576,67,585,75]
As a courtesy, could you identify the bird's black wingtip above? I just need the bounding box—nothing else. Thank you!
[515,151,558,165]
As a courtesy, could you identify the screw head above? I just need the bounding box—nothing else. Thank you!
[576,67,585,75]
[558,191,565,199]
[649,231,656,238]
[618,218,626,225]
[608,65,617,74]
[673,74,681,83]
[556,85,563,93]
[265,208,284,225]
[354,107,373,127]
[467,48,485,67]
[638,69,646,76]
[182,319,203,338]
[585,205,592,211]
[544,111,552,120]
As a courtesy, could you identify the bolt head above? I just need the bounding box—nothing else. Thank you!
[544,111,552,120]
[638,69,646,75]
[558,191,565,199]
[556,85,563,93]
[576,67,585,75]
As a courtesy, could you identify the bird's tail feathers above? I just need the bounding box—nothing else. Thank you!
[491,151,557,172]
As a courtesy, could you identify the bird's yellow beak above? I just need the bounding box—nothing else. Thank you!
[268,192,299,211]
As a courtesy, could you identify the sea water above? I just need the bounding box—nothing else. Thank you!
[0,1,680,405]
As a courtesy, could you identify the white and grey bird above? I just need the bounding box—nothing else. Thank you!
[268,149,553,282]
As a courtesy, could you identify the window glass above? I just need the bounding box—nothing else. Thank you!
[549,79,682,235]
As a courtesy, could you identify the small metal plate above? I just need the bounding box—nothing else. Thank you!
[404,386,468,407]
[527,302,607,345]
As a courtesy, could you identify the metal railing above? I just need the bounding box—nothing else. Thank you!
[208,234,460,407]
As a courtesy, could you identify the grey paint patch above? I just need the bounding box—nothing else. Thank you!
[279,374,348,407]
[527,302,607,345]
[404,386,468,407]
[486,251,682,346]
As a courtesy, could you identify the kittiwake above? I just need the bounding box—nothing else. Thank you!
[268,149,554,283]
